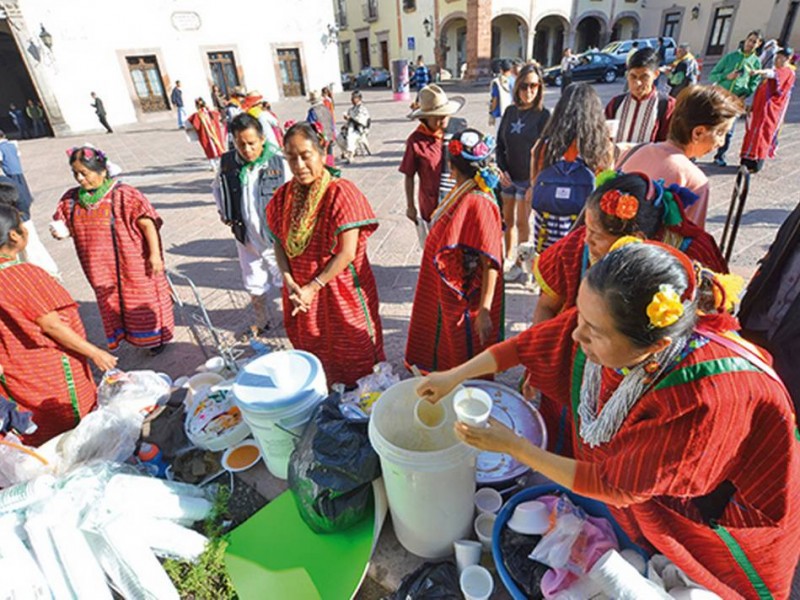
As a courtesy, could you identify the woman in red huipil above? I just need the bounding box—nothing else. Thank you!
[419,241,800,599]
[740,47,797,173]
[0,205,117,445]
[267,122,383,387]
[52,146,174,353]
[533,172,727,328]
[187,97,227,171]
[405,128,504,374]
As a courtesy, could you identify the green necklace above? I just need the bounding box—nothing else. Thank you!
[77,179,115,209]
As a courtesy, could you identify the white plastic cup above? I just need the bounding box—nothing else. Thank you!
[460,564,494,600]
[453,539,482,575]
[453,388,492,428]
[473,512,496,551]
[49,220,69,239]
[413,398,446,430]
[473,487,503,515]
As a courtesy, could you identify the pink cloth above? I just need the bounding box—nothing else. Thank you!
[529,495,620,598]
[617,141,710,229]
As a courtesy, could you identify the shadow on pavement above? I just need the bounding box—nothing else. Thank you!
[167,238,238,259]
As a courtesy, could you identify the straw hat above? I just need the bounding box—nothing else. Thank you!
[308,90,323,105]
[407,84,465,119]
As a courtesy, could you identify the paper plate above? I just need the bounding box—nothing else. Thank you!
[463,380,547,486]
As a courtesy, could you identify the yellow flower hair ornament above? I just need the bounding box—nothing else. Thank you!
[646,284,685,329]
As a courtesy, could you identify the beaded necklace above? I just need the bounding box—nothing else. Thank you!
[282,168,333,258]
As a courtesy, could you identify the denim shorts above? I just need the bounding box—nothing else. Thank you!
[501,180,531,201]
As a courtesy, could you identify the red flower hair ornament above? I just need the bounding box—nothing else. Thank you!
[599,189,639,220]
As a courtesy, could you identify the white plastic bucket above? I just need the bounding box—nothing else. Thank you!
[232,351,327,479]
[368,378,477,558]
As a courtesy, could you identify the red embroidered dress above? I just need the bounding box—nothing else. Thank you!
[266,177,384,387]
[53,183,174,349]
[535,225,727,313]
[0,258,96,445]
[188,108,227,159]
[492,310,800,599]
[741,65,796,162]
[405,184,504,373]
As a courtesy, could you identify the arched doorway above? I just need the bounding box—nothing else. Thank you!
[533,15,568,68]
[440,16,467,77]
[575,16,604,52]
[611,15,639,41]
[491,14,527,61]
[0,18,48,137]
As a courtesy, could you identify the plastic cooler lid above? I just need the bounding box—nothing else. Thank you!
[232,350,323,410]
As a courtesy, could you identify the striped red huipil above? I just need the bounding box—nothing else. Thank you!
[266,177,384,387]
[535,225,727,314]
[405,187,504,373]
[492,310,800,599]
[53,183,174,349]
[0,258,96,445]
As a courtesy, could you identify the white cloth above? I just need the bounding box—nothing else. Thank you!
[21,220,61,280]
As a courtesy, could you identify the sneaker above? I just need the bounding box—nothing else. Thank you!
[713,157,727,167]
[504,264,523,282]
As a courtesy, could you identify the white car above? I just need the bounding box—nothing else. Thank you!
[602,37,676,65]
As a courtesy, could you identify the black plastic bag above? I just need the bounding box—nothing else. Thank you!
[386,561,461,600]
[500,527,549,599]
[288,393,381,533]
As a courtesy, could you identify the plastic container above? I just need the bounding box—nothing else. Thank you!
[232,350,327,480]
[368,378,476,558]
[185,385,251,452]
[137,443,169,478]
[492,484,650,600]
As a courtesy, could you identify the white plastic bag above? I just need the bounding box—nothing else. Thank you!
[50,523,112,599]
[97,369,171,416]
[0,433,51,487]
[529,495,586,570]
[0,514,51,600]
[56,409,143,474]
[140,518,208,561]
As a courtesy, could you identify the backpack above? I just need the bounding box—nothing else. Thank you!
[531,156,595,251]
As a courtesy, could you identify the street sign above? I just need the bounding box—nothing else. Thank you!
[407,36,415,51]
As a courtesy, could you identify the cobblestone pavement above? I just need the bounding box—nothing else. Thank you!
[20,79,800,382]
[16,81,800,596]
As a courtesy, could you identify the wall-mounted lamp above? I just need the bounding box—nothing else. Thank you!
[690,4,700,20]
[39,24,53,50]
[423,16,433,37]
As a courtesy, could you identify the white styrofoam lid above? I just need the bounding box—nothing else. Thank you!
[232,350,323,409]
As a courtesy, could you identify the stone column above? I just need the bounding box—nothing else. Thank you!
[466,0,492,80]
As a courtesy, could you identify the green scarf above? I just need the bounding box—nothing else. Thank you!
[77,179,116,209]
[239,141,280,185]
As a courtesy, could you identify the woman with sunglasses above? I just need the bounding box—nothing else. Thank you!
[496,62,549,283]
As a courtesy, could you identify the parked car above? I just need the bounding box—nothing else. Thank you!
[341,72,353,91]
[543,52,624,87]
[601,37,676,65]
[355,67,392,88]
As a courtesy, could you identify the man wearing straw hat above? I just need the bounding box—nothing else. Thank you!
[399,85,467,241]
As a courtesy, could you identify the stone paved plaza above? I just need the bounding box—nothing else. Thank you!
[14,79,800,596]
[20,79,800,381]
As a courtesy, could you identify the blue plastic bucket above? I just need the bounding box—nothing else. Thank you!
[491,484,649,599]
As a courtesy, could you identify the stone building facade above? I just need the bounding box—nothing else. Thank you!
[0,0,340,136]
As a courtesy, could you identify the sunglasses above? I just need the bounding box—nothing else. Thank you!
[519,82,540,90]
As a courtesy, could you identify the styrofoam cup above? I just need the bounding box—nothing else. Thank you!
[413,398,445,429]
[453,539,482,574]
[460,564,494,600]
[507,500,550,535]
[473,512,496,551]
[474,487,503,515]
[453,388,492,428]
[204,356,226,373]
